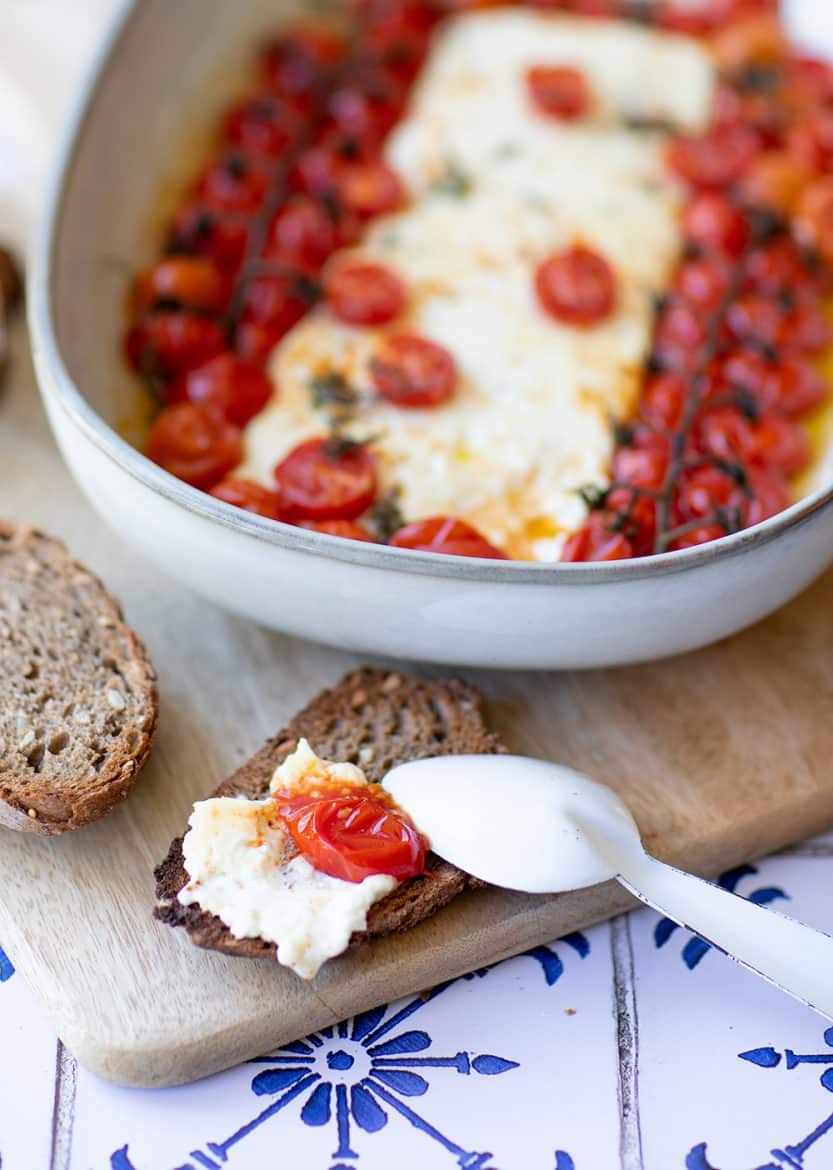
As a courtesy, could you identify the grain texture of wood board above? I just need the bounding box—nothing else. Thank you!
[3,319,833,1087]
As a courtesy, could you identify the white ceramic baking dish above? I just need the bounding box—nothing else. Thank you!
[29,0,833,669]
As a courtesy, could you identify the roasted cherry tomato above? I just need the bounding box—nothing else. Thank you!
[265,197,339,271]
[711,12,785,73]
[652,302,709,372]
[278,788,425,882]
[274,437,378,521]
[672,463,747,525]
[133,256,227,316]
[682,194,750,258]
[611,441,669,491]
[370,333,457,407]
[300,519,376,540]
[168,205,250,275]
[326,70,408,143]
[125,311,226,380]
[260,26,345,102]
[639,373,688,431]
[665,126,759,190]
[194,153,270,214]
[336,159,404,217]
[695,405,810,477]
[561,512,633,562]
[526,65,591,121]
[793,176,833,268]
[177,353,272,426]
[673,257,731,311]
[535,245,617,327]
[389,516,506,558]
[666,524,727,552]
[788,110,833,172]
[210,477,283,519]
[240,271,314,334]
[737,151,812,217]
[146,403,243,490]
[224,95,301,157]
[324,261,405,325]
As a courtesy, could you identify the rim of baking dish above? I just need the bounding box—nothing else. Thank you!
[29,0,833,586]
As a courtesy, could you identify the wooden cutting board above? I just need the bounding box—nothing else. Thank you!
[5,320,833,1088]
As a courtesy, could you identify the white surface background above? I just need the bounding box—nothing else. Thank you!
[4,2,833,1167]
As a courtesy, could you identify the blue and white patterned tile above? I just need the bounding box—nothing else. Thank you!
[632,857,833,1170]
[0,944,61,1170]
[66,933,620,1170]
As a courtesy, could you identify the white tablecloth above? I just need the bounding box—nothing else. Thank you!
[4,3,833,1168]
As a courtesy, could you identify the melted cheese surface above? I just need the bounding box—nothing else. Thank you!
[240,10,715,559]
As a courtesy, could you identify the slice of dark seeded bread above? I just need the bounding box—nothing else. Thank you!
[0,523,158,834]
[155,667,506,960]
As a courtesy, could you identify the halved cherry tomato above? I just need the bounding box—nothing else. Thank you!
[177,353,272,426]
[224,95,301,157]
[194,154,270,214]
[561,512,633,562]
[793,176,833,267]
[146,403,243,490]
[389,516,506,558]
[370,333,457,407]
[535,246,617,327]
[526,65,591,121]
[260,26,345,102]
[265,197,339,271]
[210,477,283,519]
[336,159,404,217]
[300,519,376,540]
[682,194,750,258]
[125,311,226,380]
[324,261,405,325]
[278,788,425,882]
[274,437,378,521]
[390,519,507,559]
[168,205,249,275]
[665,126,759,190]
[133,257,227,316]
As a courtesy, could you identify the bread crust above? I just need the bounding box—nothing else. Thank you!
[154,667,505,960]
[0,523,158,834]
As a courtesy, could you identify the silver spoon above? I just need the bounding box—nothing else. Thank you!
[383,754,833,1019]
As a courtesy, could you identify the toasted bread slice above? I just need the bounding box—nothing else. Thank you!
[0,523,158,834]
[155,667,505,960]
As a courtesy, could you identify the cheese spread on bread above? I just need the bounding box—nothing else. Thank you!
[178,741,396,979]
[238,10,715,559]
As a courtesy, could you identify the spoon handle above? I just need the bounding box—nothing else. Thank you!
[616,850,833,1019]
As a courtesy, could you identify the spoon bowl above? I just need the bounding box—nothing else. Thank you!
[384,753,833,1022]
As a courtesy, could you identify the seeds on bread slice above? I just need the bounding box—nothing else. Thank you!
[0,523,158,834]
[155,667,506,961]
